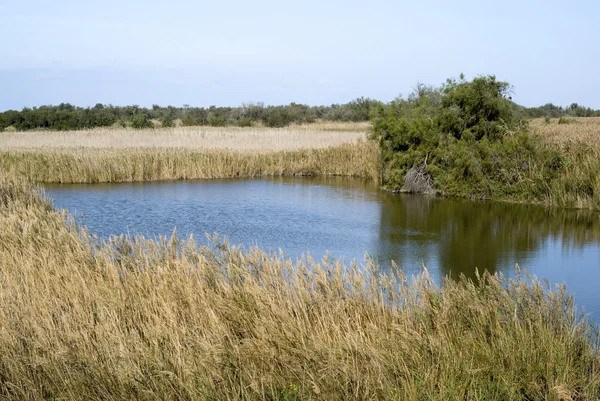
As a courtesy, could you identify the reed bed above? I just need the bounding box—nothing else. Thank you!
[0,122,369,152]
[526,118,600,209]
[530,117,600,145]
[0,141,380,184]
[0,122,379,184]
[0,177,599,400]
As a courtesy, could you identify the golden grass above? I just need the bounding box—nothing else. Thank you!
[0,141,380,184]
[0,177,598,400]
[530,117,600,146]
[527,118,600,209]
[0,122,370,152]
[0,122,380,184]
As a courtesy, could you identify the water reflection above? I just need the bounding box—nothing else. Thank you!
[376,191,600,279]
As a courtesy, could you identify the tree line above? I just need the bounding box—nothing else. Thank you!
[1,97,598,132]
[524,102,600,118]
[0,98,380,131]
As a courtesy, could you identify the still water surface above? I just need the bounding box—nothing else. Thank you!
[45,177,600,317]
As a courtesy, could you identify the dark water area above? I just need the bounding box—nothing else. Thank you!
[45,177,600,317]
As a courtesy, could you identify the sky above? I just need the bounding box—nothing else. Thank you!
[1,0,599,110]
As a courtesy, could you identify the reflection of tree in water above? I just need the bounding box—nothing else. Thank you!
[265,176,600,280]
[376,193,600,280]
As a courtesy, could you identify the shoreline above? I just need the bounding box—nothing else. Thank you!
[0,176,598,399]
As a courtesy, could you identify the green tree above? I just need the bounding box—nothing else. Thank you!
[371,75,547,200]
[161,114,174,128]
[130,114,153,129]
[438,75,516,141]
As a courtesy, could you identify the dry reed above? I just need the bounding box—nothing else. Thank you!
[530,117,600,145]
[0,177,599,400]
[0,141,380,184]
[0,122,380,184]
[0,122,369,152]
[527,118,600,209]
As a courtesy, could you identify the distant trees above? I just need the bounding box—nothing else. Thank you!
[0,104,119,131]
[524,103,600,118]
[161,114,174,128]
[130,114,153,129]
[0,98,381,131]
[0,95,597,132]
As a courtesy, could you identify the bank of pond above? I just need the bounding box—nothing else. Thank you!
[45,176,600,318]
[2,175,600,400]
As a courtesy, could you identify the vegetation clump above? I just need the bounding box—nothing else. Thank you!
[130,113,153,129]
[558,116,576,125]
[371,75,566,201]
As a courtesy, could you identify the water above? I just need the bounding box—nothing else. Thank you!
[45,177,600,317]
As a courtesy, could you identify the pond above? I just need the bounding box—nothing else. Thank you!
[45,177,600,317]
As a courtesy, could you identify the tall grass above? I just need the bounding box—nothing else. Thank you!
[530,117,600,145]
[0,141,380,184]
[528,118,600,209]
[0,122,369,151]
[0,177,599,400]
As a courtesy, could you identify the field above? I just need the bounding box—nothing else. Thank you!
[0,121,369,152]
[530,117,600,145]
[0,122,380,184]
[527,118,600,209]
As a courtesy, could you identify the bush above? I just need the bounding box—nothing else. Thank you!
[161,114,174,128]
[438,76,517,141]
[558,117,576,125]
[238,117,253,127]
[113,119,126,128]
[371,75,555,200]
[208,116,227,127]
[263,108,292,128]
[130,114,153,129]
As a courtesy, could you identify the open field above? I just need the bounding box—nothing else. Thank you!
[530,117,600,145]
[0,121,380,184]
[0,121,370,152]
[1,177,599,400]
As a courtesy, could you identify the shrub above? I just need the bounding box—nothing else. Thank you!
[346,97,382,121]
[130,114,153,129]
[161,114,174,128]
[438,75,517,141]
[263,108,292,128]
[371,75,553,200]
[558,117,575,125]
[208,116,227,127]
[238,117,253,127]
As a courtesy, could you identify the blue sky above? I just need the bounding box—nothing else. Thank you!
[1,0,598,110]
